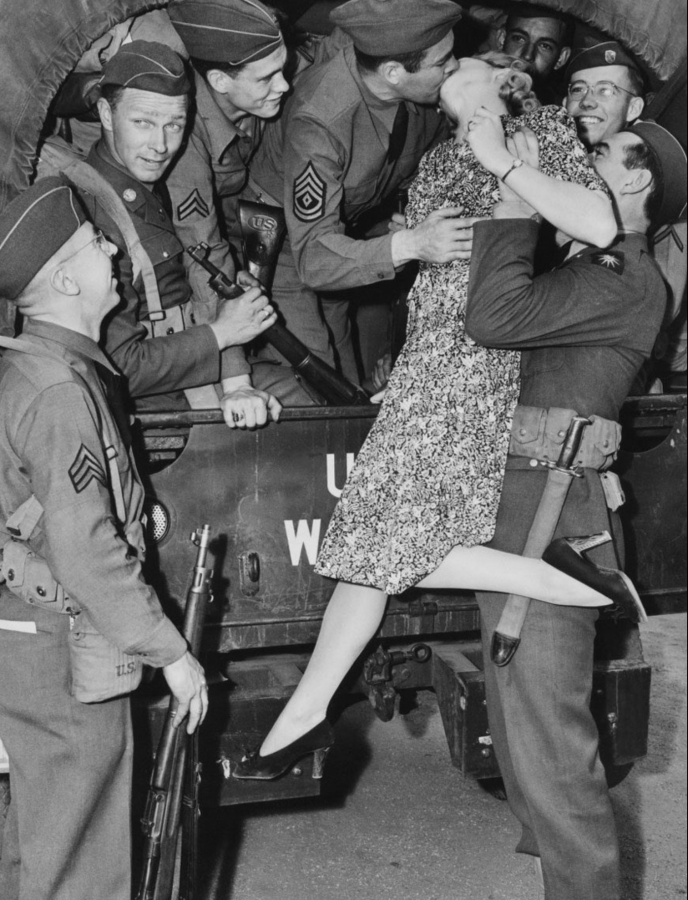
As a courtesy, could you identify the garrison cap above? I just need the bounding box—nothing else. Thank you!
[0,177,88,301]
[566,40,641,81]
[168,0,283,65]
[629,121,687,226]
[100,41,191,95]
[330,0,462,57]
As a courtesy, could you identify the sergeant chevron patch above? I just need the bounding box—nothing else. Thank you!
[293,162,326,222]
[69,444,107,494]
[590,249,625,274]
[177,188,210,221]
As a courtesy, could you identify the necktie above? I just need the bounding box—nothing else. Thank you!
[387,102,409,166]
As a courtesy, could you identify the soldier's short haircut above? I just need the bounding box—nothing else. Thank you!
[624,140,664,226]
[625,66,646,99]
[354,46,428,75]
[99,84,127,110]
[505,8,574,47]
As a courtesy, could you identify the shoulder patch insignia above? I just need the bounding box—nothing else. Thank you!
[177,188,210,221]
[293,162,326,222]
[69,444,107,494]
[590,250,625,275]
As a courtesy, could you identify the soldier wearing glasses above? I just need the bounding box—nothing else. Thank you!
[0,178,207,900]
[564,41,645,150]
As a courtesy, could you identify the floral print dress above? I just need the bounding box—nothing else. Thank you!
[315,106,607,595]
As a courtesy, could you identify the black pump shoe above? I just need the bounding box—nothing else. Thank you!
[542,532,648,624]
[232,720,334,781]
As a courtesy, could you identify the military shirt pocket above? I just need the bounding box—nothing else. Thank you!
[1,540,69,612]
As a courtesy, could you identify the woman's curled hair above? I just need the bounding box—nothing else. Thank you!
[477,52,541,116]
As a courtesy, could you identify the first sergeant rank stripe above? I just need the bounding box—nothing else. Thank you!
[177,188,210,221]
[293,162,326,222]
[69,444,108,494]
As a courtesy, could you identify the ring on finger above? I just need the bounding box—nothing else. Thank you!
[232,411,244,423]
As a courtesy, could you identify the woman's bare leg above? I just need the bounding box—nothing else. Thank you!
[259,545,611,755]
[259,582,387,756]
[417,545,612,605]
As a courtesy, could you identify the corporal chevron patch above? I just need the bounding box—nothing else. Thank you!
[69,444,107,494]
[293,162,326,222]
[177,188,210,221]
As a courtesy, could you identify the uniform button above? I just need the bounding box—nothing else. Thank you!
[166,327,175,335]
[190,313,196,324]
[603,439,609,447]
[36,585,46,597]
[162,251,169,258]
[377,272,385,279]
[529,459,538,467]
[7,568,14,580]
[558,430,566,437]
[519,428,526,436]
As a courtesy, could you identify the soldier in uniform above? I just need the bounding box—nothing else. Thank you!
[564,40,646,151]
[81,41,283,427]
[243,0,478,382]
[0,178,208,900]
[465,121,687,900]
[496,2,574,99]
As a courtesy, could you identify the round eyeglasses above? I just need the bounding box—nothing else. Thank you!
[567,81,638,102]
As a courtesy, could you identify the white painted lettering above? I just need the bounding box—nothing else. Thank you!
[326,453,355,498]
[284,519,322,566]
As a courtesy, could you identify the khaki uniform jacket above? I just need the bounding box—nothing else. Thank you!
[0,320,185,667]
[250,42,448,293]
[82,140,248,409]
[466,222,667,420]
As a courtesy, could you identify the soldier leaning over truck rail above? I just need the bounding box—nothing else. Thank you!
[75,41,286,429]
[240,0,483,385]
[466,120,687,900]
[0,177,208,900]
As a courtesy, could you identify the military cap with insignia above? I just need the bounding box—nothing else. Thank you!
[100,40,191,95]
[167,0,283,65]
[565,39,641,81]
[0,177,87,302]
[330,0,462,56]
[629,120,688,226]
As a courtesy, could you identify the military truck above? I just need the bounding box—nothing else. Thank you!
[0,0,686,886]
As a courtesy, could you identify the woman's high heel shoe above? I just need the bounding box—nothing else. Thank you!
[232,720,334,781]
[542,532,648,623]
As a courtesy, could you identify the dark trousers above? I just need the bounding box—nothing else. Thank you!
[0,596,133,900]
[477,463,621,900]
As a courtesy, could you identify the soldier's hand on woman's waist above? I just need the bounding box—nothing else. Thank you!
[392,207,484,266]
[209,286,278,348]
[163,650,208,735]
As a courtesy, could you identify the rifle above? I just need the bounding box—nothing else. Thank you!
[136,525,213,900]
[186,241,370,407]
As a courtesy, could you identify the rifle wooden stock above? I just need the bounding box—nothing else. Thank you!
[136,526,213,900]
[187,242,370,407]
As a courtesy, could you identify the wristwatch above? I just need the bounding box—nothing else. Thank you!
[501,158,524,182]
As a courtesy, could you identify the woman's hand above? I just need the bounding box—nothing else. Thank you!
[466,106,513,176]
[498,127,540,202]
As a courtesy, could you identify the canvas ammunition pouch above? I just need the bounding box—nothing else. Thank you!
[0,336,143,702]
[508,405,621,471]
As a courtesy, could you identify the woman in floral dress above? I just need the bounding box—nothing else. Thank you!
[235,55,628,777]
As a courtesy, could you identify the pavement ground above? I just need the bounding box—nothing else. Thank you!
[197,613,687,900]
